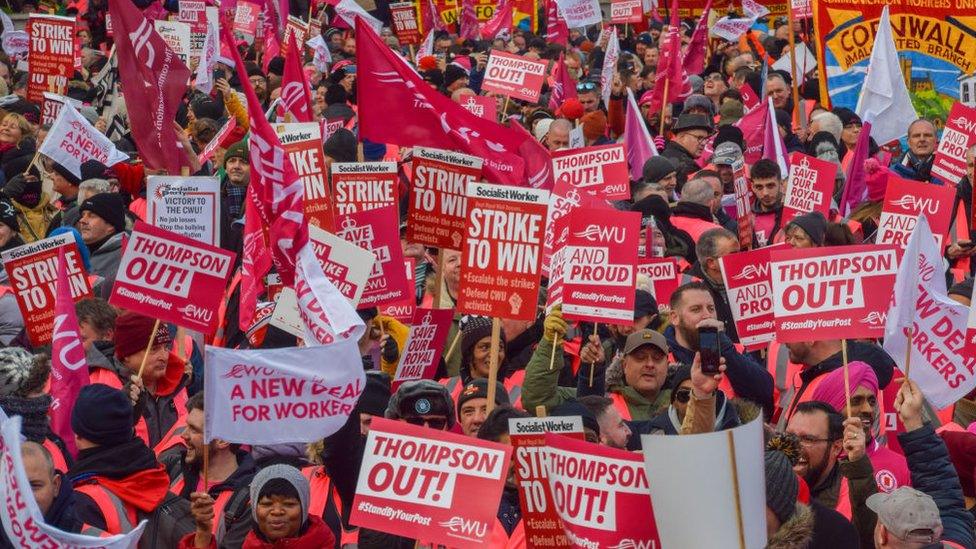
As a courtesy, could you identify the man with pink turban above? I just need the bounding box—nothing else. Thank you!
[812,360,911,494]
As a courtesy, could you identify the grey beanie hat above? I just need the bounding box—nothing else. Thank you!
[250,464,310,524]
[0,348,35,398]
[765,451,799,524]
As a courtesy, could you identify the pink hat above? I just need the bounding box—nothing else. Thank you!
[810,361,879,414]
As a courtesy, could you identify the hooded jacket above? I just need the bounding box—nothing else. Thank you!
[13,192,56,243]
[178,515,337,549]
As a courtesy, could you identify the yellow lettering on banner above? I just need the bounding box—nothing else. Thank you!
[826,15,976,72]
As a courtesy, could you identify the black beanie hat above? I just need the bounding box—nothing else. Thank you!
[79,193,126,234]
[641,156,676,183]
[191,98,225,122]
[80,159,110,182]
[444,64,468,88]
[356,371,392,417]
[323,129,358,163]
[51,162,82,186]
[460,316,506,359]
[785,211,827,246]
[456,378,510,419]
[71,383,134,446]
[0,196,19,232]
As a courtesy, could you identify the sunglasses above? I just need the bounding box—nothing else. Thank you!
[576,82,598,92]
[403,416,449,430]
[674,388,692,404]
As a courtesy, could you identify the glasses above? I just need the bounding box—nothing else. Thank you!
[688,133,711,142]
[576,82,598,92]
[674,388,691,404]
[796,435,831,447]
[403,416,448,430]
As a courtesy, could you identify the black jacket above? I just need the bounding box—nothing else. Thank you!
[687,261,739,342]
[0,472,83,549]
[661,140,699,191]
[628,391,741,450]
[785,341,896,419]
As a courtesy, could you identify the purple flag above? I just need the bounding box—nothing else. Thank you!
[840,120,873,217]
[762,99,789,177]
[624,89,657,181]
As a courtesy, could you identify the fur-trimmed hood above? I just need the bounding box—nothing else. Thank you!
[766,503,814,549]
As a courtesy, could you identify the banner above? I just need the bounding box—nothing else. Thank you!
[331,162,399,215]
[770,245,900,342]
[39,102,130,179]
[780,152,836,225]
[147,176,221,246]
[26,14,75,103]
[877,175,955,249]
[551,145,630,200]
[50,248,87,458]
[1,415,147,548]
[720,247,776,350]
[390,2,422,45]
[407,147,484,250]
[509,417,584,549]
[481,50,548,104]
[275,122,334,231]
[637,257,681,308]
[110,221,236,332]
[204,342,365,444]
[381,258,417,323]
[459,94,496,121]
[335,206,412,309]
[177,0,208,58]
[931,102,976,185]
[813,3,976,119]
[2,234,90,347]
[351,417,512,548]
[542,433,659,548]
[732,156,753,250]
[40,92,80,126]
[609,0,643,23]
[392,308,453,388]
[233,1,261,37]
[154,20,191,65]
[459,182,549,321]
[562,207,640,323]
[553,0,602,27]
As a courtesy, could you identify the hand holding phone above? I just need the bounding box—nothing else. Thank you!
[698,326,721,375]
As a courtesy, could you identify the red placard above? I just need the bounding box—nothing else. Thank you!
[109,222,236,332]
[543,433,660,548]
[739,83,760,110]
[780,152,837,226]
[609,0,643,23]
[731,157,753,250]
[350,417,512,548]
[1,234,91,347]
[390,2,422,45]
[276,122,334,231]
[407,147,484,250]
[562,208,640,323]
[637,257,681,309]
[335,205,412,309]
[877,175,955,249]
[459,182,549,321]
[322,117,347,142]
[551,144,630,200]
[331,162,399,214]
[233,1,261,38]
[481,50,548,103]
[27,15,76,104]
[509,417,585,548]
[392,308,453,389]
[770,245,900,342]
[719,247,776,350]
[198,118,237,166]
[458,94,497,121]
[381,258,417,323]
[932,102,976,185]
[282,16,308,56]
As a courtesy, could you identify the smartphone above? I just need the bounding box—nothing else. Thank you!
[698,327,721,375]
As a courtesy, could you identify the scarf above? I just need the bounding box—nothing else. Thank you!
[0,394,52,442]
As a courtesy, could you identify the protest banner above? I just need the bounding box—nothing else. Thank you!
[233,1,261,38]
[720,247,777,350]
[321,117,347,142]
[1,414,148,547]
[642,418,767,548]
[205,342,365,444]
[731,156,753,250]
[458,94,497,120]
[154,20,192,65]
[275,122,334,231]
[562,207,640,323]
[351,417,511,548]
[877,175,955,249]
[40,102,129,178]
[551,144,630,200]
[554,0,602,27]
[780,152,836,225]
[610,0,643,23]
[178,0,208,57]
[282,16,309,55]
[887,217,975,410]
[40,91,80,126]
[932,102,976,185]
[407,147,484,250]
[542,432,659,548]
[147,176,221,246]
[509,417,584,549]
[110,221,236,333]
[770,244,900,342]
[197,117,237,166]
[390,2,422,45]
[335,205,412,309]
[26,14,75,103]
[2,234,90,347]
[458,182,549,321]
[637,257,681,309]
[545,214,571,312]
[481,50,548,103]
[331,162,399,214]
[392,308,453,388]
[381,258,417,323]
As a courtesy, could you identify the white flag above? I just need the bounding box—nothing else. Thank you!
[306,35,332,73]
[1,415,147,547]
[194,16,219,95]
[600,28,619,109]
[333,1,383,34]
[883,215,975,410]
[415,30,434,65]
[855,6,917,146]
[39,102,129,179]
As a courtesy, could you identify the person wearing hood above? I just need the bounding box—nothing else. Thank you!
[2,156,55,242]
[69,384,173,535]
[749,159,786,247]
[77,192,127,298]
[183,464,336,549]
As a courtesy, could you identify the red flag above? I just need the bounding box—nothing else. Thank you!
[260,0,282,73]
[108,0,191,175]
[356,18,531,186]
[49,248,87,458]
[510,119,553,190]
[734,102,766,165]
[239,187,274,330]
[280,33,314,123]
[421,0,446,32]
[645,0,691,114]
[548,52,578,111]
[480,0,513,40]
[458,0,479,41]
[545,0,568,46]
[682,0,712,76]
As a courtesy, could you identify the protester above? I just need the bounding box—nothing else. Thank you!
[749,159,785,247]
[669,178,723,242]
[784,210,828,248]
[661,114,714,189]
[684,228,740,340]
[457,378,510,436]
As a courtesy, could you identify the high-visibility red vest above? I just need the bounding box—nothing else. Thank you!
[211,269,243,348]
[488,518,525,548]
[42,438,69,473]
[74,483,138,535]
[608,391,632,421]
[154,416,188,457]
[835,476,852,520]
[301,466,358,547]
[670,215,721,243]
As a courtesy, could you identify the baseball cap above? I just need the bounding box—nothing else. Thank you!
[711,142,743,166]
[622,330,669,355]
[866,487,942,543]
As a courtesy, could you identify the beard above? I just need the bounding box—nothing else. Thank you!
[677,323,700,350]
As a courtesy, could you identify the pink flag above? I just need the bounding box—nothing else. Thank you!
[644,0,691,114]
[421,0,446,32]
[545,0,568,46]
[239,187,274,330]
[356,18,531,186]
[260,0,282,73]
[762,99,789,176]
[49,248,87,458]
[510,119,554,190]
[480,0,513,40]
[735,102,767,165]
[682,0,712,76]
[624,88,658,181]
[458,0,479,41]
[840,120,873,217]
[280,33,314,123]
[548,52,578,111]
[108,0,192,175]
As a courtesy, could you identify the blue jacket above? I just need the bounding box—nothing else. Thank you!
[899,423,975,549]
[663,326,774,416]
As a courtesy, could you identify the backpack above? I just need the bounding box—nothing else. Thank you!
[137,491,196,549]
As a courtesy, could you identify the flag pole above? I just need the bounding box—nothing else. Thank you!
[903,326,912,380]
[727,430,746,549]
[659,78,670,136]
[785,0,804,133]
[548,333,558,370]
[486,318,502,413]
[137,319,163,378]
[842,339,851,418]
[588,323,599,387]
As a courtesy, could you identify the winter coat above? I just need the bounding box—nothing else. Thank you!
[766,501,859,549]
[660,140,699,190]
[88,231,126,299]
[13,192,56,243]
[179,515,337,549]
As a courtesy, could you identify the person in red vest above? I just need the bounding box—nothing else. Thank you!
[749,159,786,248]
[786,400,879,548]
[669,177,723,243]
[475,406,530,548]
[456,378,510,437]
